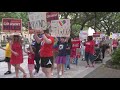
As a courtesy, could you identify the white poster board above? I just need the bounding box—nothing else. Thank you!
[79,30,88,41]
[112,33,119,39]
[100,34,105,38]
[51,19,70,37]
[28,12,47,30]
[88,27,95,36]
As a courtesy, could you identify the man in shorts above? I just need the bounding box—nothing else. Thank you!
[34,29,54,78]
[0,37,12,75]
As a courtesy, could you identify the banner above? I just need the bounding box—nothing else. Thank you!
[51,19,70,37]
[2,18,22,33]
[71,40,80,58]
[93,32,101,37]
[79,30,88,41]
[28,12,47,30]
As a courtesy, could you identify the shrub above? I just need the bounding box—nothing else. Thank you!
[111,48,120,65]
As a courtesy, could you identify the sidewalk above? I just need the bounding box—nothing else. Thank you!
[84,64,120,78]
[0,55,111,78]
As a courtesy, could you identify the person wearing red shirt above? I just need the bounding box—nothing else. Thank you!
[112,38,118,52]
[85,36,95,67]
[24,43,35,78]
[34,29,54,78]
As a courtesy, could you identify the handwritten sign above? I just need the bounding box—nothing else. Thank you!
[28,12,47,30]
[51,19,70,37]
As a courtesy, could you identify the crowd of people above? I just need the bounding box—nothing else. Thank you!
[0,29,119,78]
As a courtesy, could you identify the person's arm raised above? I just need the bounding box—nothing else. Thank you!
[42,34,52,44]
[34,30,42,44]
[39,29,52,44]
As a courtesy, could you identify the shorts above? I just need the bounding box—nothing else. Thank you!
[41,57,53,68]
[28,64,34,72]
[56,56,66,64]
[4,57,10,62]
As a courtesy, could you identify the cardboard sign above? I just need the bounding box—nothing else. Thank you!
[46,12,59,33]
[112,33,119,39]
[46,12,59,24]
[28,22,40,34]
[28,12,47,30]
[71,40,80,58]
[79,30,88,40]
[93,32,100,37]
[2,18,22,33]
[51,19,70,37]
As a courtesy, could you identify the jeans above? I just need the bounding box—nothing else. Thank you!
[85,52,95,64]
[34,57,40,73]
[65,55,70,69]
[73,57,78,65]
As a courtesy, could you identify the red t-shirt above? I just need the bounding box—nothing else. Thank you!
[28,52,35,64]
[85,40,95,54]
[40,36,54,57]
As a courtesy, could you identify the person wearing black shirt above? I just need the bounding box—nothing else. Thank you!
[65,37,72,70]
[32,35,41,75]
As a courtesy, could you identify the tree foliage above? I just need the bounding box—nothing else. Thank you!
[0,12,120,36]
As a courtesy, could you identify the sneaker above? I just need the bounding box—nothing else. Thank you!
[59,71,62,76]
[4,71,12,75]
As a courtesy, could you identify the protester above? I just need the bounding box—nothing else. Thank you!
[24,43,35,78]
[85,36,95,67]
[32,34,41,76]
[72,37,80,65]
[112,38,119,52]
[65,37,72,70]
[52,37,59,75]
[0,37,12,75]
[99,40,106,59]
[10,34,26,78]
[56,37,67,78]
[34,29,54,78]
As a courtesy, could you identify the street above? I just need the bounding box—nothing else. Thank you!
[0,48,111,78]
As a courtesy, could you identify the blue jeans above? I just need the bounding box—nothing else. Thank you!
[85,52,95,64]
[65,55,70,69]
[73,57,78,65]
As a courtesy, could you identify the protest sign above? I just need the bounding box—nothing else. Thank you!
[93,32,100,37]
[79,30,88,40]
[100,34,105,39]
[46,12,59,32]
[28,22,40,34]
[71,40,80,58]
[112,33,119,39]
[51,19,70,37]
[2,18,22,33]
[28,12,47,30]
